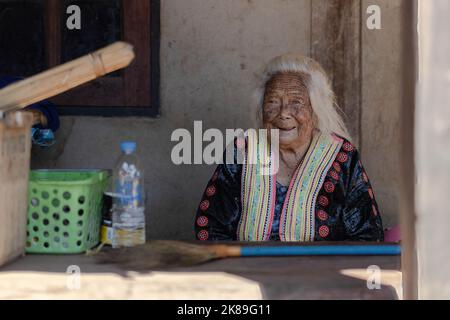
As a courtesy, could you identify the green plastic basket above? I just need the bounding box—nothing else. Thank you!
[26,170,110,254]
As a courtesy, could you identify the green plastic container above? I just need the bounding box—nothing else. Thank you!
[26,170,110,254]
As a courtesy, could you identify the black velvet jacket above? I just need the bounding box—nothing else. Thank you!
[194,138,384,242]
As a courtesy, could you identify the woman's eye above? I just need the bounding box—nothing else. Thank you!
[294,98,305,105]
[266,100,279,106]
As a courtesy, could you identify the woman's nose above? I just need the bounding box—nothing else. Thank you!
[279,99,292,119]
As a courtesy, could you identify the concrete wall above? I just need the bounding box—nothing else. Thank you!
[31,0,311,240]
[361,0,404,228]
[31,0,402,239]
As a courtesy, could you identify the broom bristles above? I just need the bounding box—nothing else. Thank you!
[91,240,220,270]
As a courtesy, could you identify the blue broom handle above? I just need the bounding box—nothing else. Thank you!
[239,245,401,256]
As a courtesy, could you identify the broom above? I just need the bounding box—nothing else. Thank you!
[91,240,401,270]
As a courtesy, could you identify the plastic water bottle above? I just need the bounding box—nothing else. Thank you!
[110,141,145,248]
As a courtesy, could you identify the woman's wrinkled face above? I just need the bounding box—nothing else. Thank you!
[263,72,315,148]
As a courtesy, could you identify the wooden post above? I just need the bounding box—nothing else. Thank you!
[416,0,450,299]
[399,0,418,300]
[311,0,362,146]
[0,112,33,267]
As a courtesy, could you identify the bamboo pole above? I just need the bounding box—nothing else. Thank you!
[0,42,135,113]
[399,0,418,300]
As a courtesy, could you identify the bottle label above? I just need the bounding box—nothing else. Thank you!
[112,228,145,248]
[101,225,114,245]
[115,179,143,207]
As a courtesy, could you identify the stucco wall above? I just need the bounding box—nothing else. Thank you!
[31,0,402,239]
[361,0,403,228]
[31,0,311,240]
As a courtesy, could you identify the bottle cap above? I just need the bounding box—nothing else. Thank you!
[120,141,136,154]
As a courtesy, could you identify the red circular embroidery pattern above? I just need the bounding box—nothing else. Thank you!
[368,188,374,200]
[317,210,329,221]
[333,162,341,172]
[337,152,349,163]
[324,181,335,193]
[319,225,330,238]
[211,172,219,182]
[328,170,339,180]
[318,195,329,207]
[196,216,209,227]
[197,230,209,241]
[372,204,378,217]
[199,200,210,212]
[343,142,354,152]
[206,185,216,197]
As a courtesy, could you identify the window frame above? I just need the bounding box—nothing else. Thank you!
[45,0,160,117]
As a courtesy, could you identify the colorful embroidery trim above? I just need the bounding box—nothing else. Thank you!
[238,131,343,241]
[237,130,276,241]
[279,133,343,241]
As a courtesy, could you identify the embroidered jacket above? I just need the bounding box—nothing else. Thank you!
[194,133,384,242]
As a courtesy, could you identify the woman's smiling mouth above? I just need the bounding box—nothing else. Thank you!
[277,126,298,140]
[278,126,297,132]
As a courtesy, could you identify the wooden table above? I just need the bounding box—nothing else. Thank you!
[0,243,401,300]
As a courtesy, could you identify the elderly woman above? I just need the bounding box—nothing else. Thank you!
[194,54,384,242]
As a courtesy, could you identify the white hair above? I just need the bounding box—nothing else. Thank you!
[254,53,351,141]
